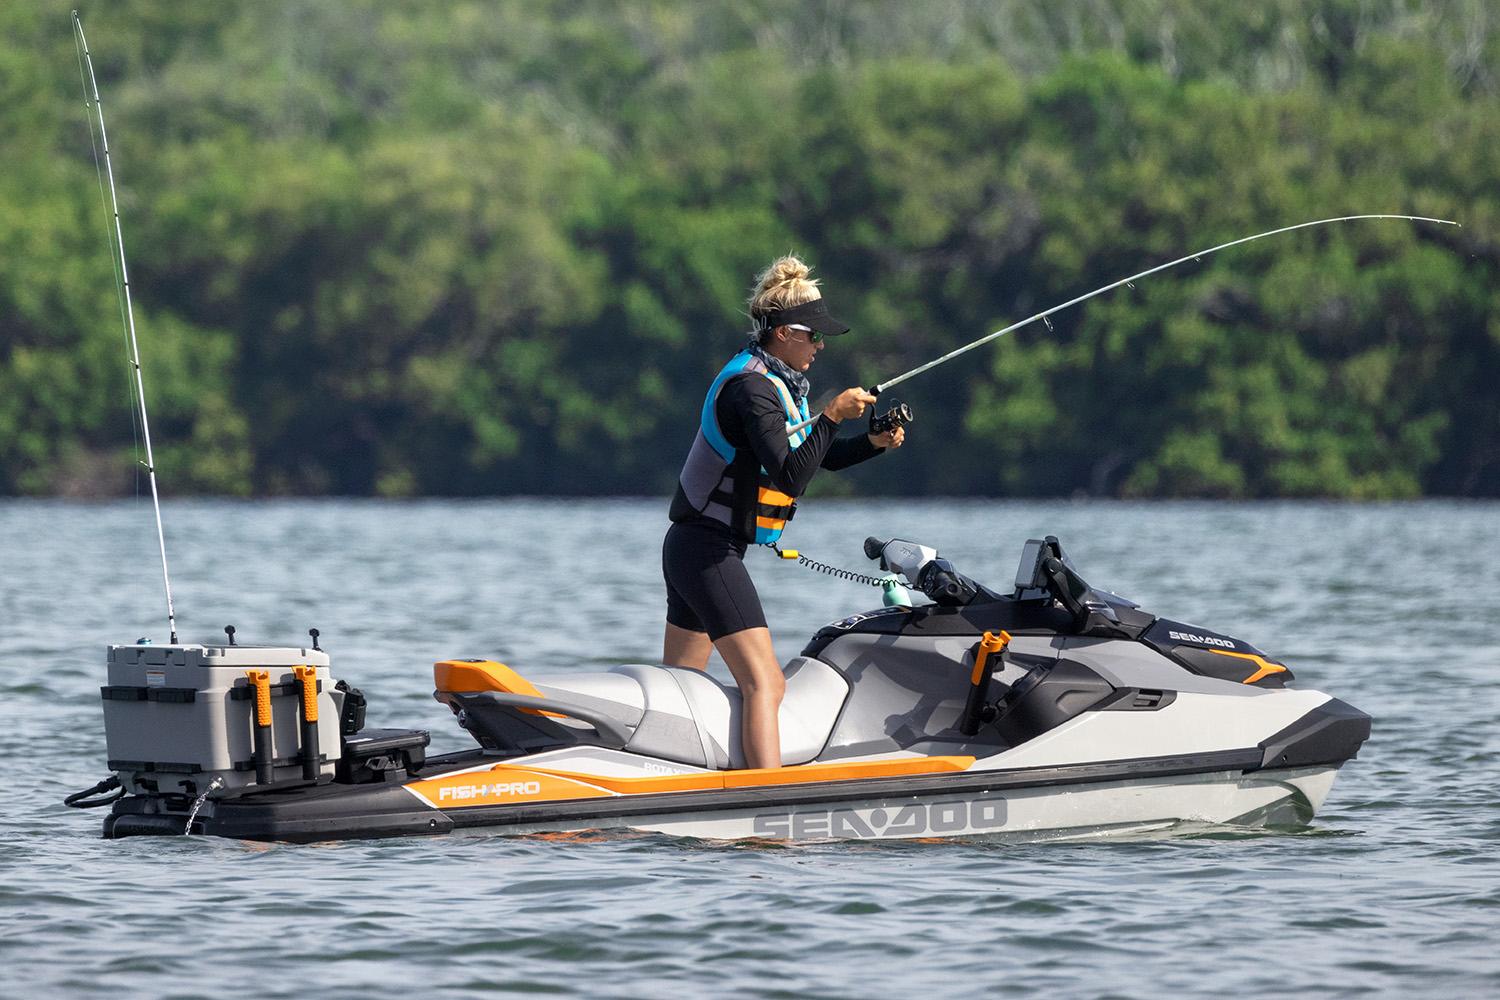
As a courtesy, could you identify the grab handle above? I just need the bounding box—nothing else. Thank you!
[469,691,634,747]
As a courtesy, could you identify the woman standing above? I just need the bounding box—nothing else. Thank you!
[663,256,907,768]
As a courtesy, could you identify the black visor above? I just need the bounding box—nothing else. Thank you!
[756,298,851,336]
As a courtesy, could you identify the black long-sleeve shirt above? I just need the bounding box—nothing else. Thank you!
[669,373,883,541]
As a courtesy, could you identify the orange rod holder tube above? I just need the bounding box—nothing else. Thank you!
[959,630,1011,737]
[293,666,321,781]
[246,669,274,785]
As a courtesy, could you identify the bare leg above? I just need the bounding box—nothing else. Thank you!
[663,622,713,669]
[712,627,787,769]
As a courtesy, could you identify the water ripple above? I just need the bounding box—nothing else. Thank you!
[2,499,1497,999]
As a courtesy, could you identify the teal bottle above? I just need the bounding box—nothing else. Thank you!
[881,577,912,608]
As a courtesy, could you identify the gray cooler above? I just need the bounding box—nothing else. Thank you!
[102,644,342,797]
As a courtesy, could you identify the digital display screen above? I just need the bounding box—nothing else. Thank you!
[1014,539,1044,590]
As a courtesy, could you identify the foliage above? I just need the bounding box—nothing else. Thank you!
[2,0,1496,497]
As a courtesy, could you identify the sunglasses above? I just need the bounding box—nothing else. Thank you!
[787,324,823,344]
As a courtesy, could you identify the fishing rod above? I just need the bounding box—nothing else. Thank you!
[788,213,1459,436]
[73,10,180,644]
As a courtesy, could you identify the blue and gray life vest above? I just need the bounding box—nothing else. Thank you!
[677,349,812,544]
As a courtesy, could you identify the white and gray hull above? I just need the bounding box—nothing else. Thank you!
[474,766,1341,843]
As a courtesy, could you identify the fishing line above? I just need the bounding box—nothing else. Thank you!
[787,213,1460,436]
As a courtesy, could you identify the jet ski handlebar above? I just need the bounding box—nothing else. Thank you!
[865,536,989,608]
[865,537,937,583]
[866,534,1112,620]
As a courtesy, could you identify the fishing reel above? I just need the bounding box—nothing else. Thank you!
[869,400,914,436]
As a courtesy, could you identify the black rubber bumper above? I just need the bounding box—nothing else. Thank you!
[106,782,454,841]
[1255,697,1372,770]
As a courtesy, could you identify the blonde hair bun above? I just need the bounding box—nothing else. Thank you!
[749,254,822,320]
[765,257,811,286]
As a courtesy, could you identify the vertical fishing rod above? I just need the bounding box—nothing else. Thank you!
[73,10,179,644]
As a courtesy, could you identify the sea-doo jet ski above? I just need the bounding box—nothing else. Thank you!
[84,534,1370,843]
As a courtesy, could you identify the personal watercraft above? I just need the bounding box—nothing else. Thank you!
[83,534,1370,843]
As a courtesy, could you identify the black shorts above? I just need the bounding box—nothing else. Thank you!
[662,519,767,640]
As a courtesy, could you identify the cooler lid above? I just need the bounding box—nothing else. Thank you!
[107,644,332,668]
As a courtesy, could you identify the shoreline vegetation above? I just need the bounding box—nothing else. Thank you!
[4,1,1497,499]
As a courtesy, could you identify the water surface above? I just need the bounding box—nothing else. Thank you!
[2,499,1496,998]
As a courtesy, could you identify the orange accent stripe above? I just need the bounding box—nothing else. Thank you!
[760,488,795,506]
[407,766,613,809]
[1207,648,1290,684]
[721,756,974,788]
[420,756,979,807]
[516,768,727,795]
[756,516,787,530]
[434,659,563,718]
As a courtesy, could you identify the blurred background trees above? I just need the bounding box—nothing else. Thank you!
[3,0,1496,498]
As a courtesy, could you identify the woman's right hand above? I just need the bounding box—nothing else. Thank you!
[823,387,877,423]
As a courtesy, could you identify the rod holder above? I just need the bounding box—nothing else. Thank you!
[246,669,273,785]
[960,630,1011,737]
[293,665,321,781]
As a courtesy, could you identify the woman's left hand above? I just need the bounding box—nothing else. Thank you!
[869,425,905,450]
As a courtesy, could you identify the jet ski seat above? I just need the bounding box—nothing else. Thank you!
[434,657,851,769]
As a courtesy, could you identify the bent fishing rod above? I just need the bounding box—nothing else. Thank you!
[788,213,1459,436]
[73,10,180,643]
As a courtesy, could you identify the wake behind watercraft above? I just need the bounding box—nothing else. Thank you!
[82,534,1370,843]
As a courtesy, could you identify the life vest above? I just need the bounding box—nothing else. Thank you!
[676,349,812,544]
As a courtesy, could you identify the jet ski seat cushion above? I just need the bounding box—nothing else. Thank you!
[657,659,852,768]
[607,659,851,768]
[437,657,851,769]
